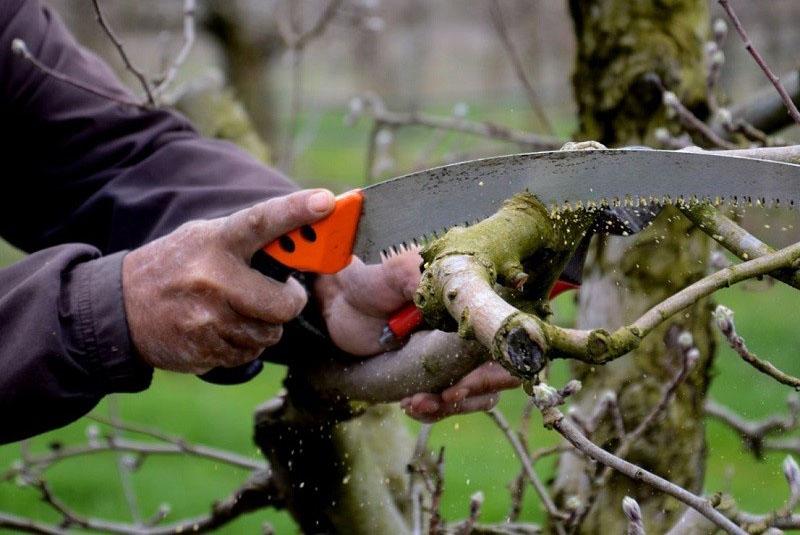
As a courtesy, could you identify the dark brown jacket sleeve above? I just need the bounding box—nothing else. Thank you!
[0,0,301,443]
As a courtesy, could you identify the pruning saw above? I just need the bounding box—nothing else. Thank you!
[201,148,800,384]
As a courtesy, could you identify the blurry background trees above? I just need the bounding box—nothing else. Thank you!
[2,0,800,533]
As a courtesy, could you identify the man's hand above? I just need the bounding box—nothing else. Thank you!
[122,189,335,374]
[314,250,520,421]
[400,362,521,422]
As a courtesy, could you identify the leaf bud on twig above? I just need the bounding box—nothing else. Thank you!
[713,305,735,337]
[622,495,645,535]
[532,383,562,409]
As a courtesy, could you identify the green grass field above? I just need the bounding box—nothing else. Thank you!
[1,105,799,533]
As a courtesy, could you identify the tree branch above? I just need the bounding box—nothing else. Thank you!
[152,0,196,99]
[90,0,155,105]
[487,408,568,531]
[10,39,146,108]
[713,305,800,389]
[487,0,554,135]
[538,403,746,534]
[348,94,565,151]
[718,0,800,126]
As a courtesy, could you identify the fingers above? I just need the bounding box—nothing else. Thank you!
[333,248,423,316]
[222,189,335,258]
[400,392,501,423]
[399,362,520,423]
[440,362,521,404]
[226,268,308,323]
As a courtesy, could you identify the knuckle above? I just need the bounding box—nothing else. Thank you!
[244,208,269,237]
[263,324,283,346]
[269,286,307,323]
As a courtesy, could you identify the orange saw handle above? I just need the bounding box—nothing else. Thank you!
[381,279,581,346]
[262,189,364,274]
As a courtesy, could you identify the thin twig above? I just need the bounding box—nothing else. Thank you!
[718,0,800,126]
[90,0,155,105]
[704,396,800,458]
[411,424,433,535]
[542,406,746,535]
[661,88,737,149]
[107,398,142,524]
[152,0,196,99]
[487,409,568,533]
[1,436,264,480]
[2,470,280,535]
[349,93,565,153]
[428,448,445,535]
[10,39,146,108]
[278,0,344,172]
[487,0,554,135]
[714,305,800,389]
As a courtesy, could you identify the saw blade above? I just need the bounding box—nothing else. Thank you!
[352,148,800,263]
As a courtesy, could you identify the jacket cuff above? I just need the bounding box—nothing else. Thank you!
[70,251,153,393]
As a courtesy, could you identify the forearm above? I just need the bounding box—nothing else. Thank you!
[0,0,297,254]
[0,245,150,444]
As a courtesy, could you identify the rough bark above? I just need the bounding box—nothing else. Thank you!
[555,1,715,533]
[203,0,283,146]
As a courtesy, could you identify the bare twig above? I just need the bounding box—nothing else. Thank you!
[661,89,737,149]
[570,331,699,529]
[278,0,344,172]
[612,330,699,463]
[704,395,800,458]
[1,431,265,481]
[410,424,433,535]
[458,491,484,535]
[152,0,196,99]
[487,0,554,135]
[679,202,800,290]
[90,0,155,105]
[10,39,146,108]
[487,408,569,532]
[428,448,445,535]
[2,469,280,535]
[713,305,800,389]
[718,0,800,126]
[542,406,746,535]
[714,72,800,137]
[107,398,142,524]
[348,93,564,152]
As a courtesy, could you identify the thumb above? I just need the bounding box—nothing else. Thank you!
[222,189,335,258]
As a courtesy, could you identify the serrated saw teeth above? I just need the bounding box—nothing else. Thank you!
[377,193,798,263]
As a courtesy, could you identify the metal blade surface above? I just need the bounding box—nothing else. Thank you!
[352,148,800,264]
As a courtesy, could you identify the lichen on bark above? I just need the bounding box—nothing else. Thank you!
[415,193,594,378]
[557,0,715,532]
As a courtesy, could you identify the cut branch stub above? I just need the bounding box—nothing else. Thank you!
[415,193,593,378]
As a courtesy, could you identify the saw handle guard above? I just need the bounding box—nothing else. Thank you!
[199,190,365,385]
[380,279,581,346]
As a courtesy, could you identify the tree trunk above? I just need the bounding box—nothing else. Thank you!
[203,0,284,147]
[552,1,715,533]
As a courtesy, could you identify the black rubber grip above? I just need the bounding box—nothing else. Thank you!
[198,249,294,385]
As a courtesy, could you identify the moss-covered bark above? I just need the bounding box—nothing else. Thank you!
[555,1,715,532]
[415,194,594,378]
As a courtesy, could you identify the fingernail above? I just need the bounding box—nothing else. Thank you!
[308,190,334,214]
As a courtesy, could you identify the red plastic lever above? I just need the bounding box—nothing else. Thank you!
[381,279,581,345]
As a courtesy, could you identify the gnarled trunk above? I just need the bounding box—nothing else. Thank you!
[552,1,716,532]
